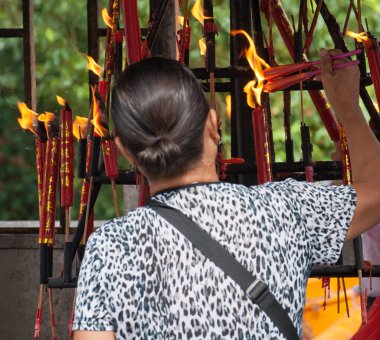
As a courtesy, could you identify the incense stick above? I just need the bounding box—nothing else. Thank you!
[33,284,44,338]
[111,179,121,217]
[48,288,57,340]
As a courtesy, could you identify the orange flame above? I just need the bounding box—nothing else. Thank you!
[73,116,88,140]
[87,56,104,78]
[231,30,269,108]
[199,38,206,55]
[90,86,108,137]
[56,95,68,106]
[38,112,55,137]
[191,0,211,24]
[225,95,232,121]
[346,31,368,42]
[102,8,113,29]
[17,102,38,135]
[177,15,184,26]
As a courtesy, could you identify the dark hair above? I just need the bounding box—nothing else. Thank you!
[112,57,210,179]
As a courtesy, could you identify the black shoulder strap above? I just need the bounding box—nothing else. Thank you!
[147,199,299,340]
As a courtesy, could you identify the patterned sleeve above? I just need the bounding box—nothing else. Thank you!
[284,179,357,265]
[72,227,114,332]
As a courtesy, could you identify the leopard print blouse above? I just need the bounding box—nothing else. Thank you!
[73,179,356,339]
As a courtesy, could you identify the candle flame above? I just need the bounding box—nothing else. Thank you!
[191,0,211,24]
[225,95,232,121]
[87,55,104,78]
[17,102,38,135]
[374,102,379,113]
[199,38,206,55]
[346,31,368,42]
[38,112,55,137]
[102,8,113,29]
[231,30,269,108]
[177,15,184,26]
[91,86,108,137]
[56,95,68,106]
[73,116,88,140]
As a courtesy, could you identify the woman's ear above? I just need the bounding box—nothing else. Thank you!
[206,109,220,142]
[114,136,136,166]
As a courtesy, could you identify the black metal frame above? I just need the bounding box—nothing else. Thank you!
[0,0,36,110]
[46,0,380,290]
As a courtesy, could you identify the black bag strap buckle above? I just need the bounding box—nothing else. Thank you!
[246,280,270,304]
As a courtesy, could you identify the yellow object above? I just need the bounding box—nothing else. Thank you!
[303,278,362,338]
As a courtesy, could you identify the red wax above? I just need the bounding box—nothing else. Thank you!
[35,139,46,212]
[98,80,109,103]
[101,139,119,179]
[121,0,142,64]
[60,107,74,207]
[252,107,273,184]
[40,137,60,245]
[365,35,380,107]
[305,166,314,182]
[266,0,340,142]
[78,138,94,243]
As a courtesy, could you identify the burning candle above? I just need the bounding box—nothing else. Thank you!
[87,56,109,104]
[38,112,60,245]
[73,116,88,179]
[79,137,95,244]
[17,103,46,213]
[101,138,119,180]
[57,96,74,208]
[231,30,273,184]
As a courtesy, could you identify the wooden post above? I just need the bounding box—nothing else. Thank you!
[22,0,36,111]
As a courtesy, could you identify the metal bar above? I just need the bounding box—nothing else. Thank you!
[0,28,24,37]
[149,0,176,58]
[274,171,342,182]
[22,0,36,111]
[226,160,342,175]
[230,0,256,185]
[200,82,232,92]
[251,0,275,162]
[88,0,99,88]
[310,265,380,278]
[199,77,372,92]
[97,27,148,37]
[192,67,254,79]
[70,181,102,262]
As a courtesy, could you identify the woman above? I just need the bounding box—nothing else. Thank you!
[73,50,380,339]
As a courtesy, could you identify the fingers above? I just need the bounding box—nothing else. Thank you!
[319,48,334,75]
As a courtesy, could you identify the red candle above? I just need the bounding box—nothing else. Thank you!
[79,138,94,244]
[266,0,340,142]
[98,80,109,103]
[121,0,142,64]
[60,105,74,208]
[40,137,60,245]
[339,124,353,186]
[364,34,380,107]
[35,139,46,214]
[101,139,119,179]
[252,107,272,184]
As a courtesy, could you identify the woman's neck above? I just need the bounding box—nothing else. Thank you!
[148,161,219,196]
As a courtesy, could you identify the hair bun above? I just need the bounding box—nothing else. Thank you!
[136,137,181,177]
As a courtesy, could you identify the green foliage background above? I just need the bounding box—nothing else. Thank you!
[0,1,379,219]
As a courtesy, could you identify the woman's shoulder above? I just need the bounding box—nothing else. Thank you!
[87,206,157,248]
